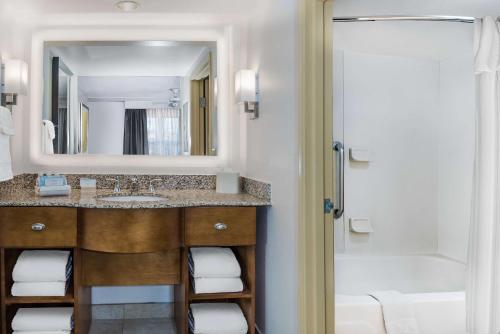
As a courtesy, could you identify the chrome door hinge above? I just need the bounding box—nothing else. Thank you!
[199,97,207,109]
[324,198,334,214]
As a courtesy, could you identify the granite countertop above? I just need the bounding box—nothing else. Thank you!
[0,189,271,209]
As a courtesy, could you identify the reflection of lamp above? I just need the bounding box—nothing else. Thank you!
[1,59,28,111]
[235,69,259,119]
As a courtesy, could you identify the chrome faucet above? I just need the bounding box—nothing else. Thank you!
[106,177,121,193]
[149,179,163,193]
[130,177,140,194]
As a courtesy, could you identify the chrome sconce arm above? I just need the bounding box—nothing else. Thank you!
[236,69,259,119]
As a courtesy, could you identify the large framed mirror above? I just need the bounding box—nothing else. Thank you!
[42,40,218,157]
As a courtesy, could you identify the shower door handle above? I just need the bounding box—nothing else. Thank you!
[333,141,344,219]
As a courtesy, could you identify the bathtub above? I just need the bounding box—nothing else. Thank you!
[335,254,466,334]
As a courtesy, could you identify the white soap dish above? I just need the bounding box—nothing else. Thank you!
[349,218,373,234]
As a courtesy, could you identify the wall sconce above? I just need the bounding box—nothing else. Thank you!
[235,69,259,119]
[1,59,28,111]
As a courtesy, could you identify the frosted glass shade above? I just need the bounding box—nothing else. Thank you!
[235,69,256,103]
[5,59,28,95]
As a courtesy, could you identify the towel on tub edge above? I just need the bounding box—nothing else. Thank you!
[368,290,419,334]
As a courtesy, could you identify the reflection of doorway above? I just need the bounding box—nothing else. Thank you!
[189,52,216,155]
[190,76,211,155]
[51,57,72,154]
[80,103,89,154]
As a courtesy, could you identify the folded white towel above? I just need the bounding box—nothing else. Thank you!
[13,331,71,334]
[368,291,420,334]
[193,277,244,294]
[189,303,248,334]
[189,247,241,278]
[12,308,73,331]
[12,282,68,297]
[13,251,72,282]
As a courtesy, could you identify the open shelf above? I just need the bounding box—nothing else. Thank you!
[189,289,252,301]
[5,292,74,305]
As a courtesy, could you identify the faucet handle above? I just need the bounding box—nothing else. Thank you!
[106,177,121,193]
[149,179,163,193]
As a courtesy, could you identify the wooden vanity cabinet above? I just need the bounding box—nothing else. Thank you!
[79,208,182,253]
[0,206,257,334]
[0,208,77,248]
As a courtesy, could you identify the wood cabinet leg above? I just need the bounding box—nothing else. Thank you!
[74,248,91,334]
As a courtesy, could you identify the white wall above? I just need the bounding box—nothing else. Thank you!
[437,53,475,262]
[333,24,475,261]
[0,2,302,331]
[87,102,125,155]
[92,286,172,305]
[0,12,29,176]
[244,0,299,333]
[339,50,440,254]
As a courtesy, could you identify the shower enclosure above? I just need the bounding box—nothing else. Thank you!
[332,16,475,334]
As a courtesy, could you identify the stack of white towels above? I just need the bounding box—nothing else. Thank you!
[188,248,247,334]
[12,250,72,297]
[12,307,74,334]
[189,303,248,334]
[189,247,243,294]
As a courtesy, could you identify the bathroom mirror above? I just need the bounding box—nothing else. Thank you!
[42,41,218,157]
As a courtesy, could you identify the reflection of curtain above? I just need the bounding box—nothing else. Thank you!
[147,108,180,156]
[123,109,149,155]
[467,17,500,334]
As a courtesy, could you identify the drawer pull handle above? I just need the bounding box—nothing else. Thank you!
[214,222,228,231]
[31,223,46,231]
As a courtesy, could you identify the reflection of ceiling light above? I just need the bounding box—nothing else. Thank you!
[143,41,178,47]
[115,0,140,12]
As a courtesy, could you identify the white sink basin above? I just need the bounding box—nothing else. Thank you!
[98,195,167,202]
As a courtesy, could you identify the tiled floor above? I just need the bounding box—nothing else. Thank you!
[89,318,177,334]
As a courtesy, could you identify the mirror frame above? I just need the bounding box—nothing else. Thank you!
[30,28,230,173]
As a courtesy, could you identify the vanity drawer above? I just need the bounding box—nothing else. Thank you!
[185,207,256,246]
[79,208,182,253]
[0,207,77,247]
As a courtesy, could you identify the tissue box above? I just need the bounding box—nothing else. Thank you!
[37,185,71,197]
[216,172,240,194]
[38,175,67,187]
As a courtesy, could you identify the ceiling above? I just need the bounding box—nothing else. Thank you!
[79,76,180,100]
[47,42,215,77]
[333,0,500,18]
[0,0,258,15]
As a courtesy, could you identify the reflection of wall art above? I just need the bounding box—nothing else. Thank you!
[182,102,190,154]
[80,103,89,153]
